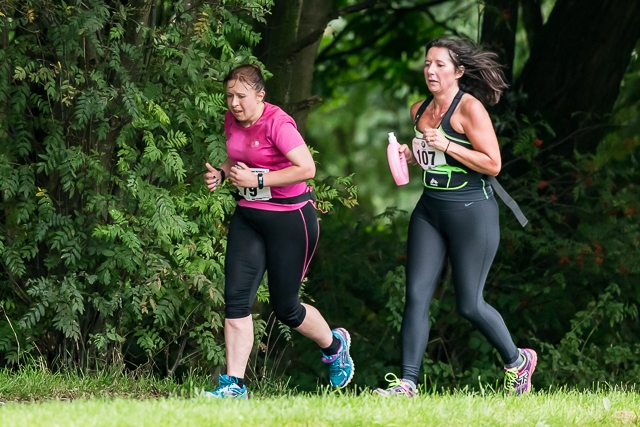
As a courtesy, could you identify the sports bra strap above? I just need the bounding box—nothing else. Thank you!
[413,96,433,128]
[414,91,464,129]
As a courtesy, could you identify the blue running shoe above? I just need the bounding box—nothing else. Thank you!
[321,328,354,388]
[204,374,248,399]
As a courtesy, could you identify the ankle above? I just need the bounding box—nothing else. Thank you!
[505,352,524,369]
[321,334,341,357]
[402,379,417,390]
[227,375,245,387]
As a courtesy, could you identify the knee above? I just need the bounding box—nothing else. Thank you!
[225,316,251,330]
[225,301,251,319]
[272,302,306,328]
[457,302,481,323]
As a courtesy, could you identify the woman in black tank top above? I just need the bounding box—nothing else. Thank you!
[375,37,537,398]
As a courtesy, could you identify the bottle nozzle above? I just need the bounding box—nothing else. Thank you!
[388,132,397,143]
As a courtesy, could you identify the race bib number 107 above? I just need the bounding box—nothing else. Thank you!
[412,137,447,170]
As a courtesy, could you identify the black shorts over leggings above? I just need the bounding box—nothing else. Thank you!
[224,202,319,328]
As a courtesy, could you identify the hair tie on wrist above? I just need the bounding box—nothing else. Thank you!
[215,167,226,183]
[445,140,451,153]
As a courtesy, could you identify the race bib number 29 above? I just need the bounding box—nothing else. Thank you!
[412,137,447,170]
[238,168,271,201]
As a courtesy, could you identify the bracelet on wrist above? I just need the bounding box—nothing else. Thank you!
[445,140,451,153]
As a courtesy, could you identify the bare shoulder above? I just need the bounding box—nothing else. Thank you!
[458,93,487,116]
[410,100,425,118]
[456,93,493,135]
[457,93,491,126]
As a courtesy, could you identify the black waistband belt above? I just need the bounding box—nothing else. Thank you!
[233,191,315,205]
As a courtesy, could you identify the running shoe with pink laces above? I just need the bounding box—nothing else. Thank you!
[373,373,417,397]
[504,348,537,395]
[321,328,354,388]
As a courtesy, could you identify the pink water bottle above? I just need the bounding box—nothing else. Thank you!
[387,132,409,186]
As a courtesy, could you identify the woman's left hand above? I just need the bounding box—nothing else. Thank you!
[229,162,258,188]
[422,128,449,152]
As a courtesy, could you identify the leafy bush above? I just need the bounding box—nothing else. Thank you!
[0,0,276,373]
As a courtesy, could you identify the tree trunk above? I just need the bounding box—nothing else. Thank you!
[520,0,543,49]
[480,0,519,84]
[517,0,640,155]
[256,0,335,133]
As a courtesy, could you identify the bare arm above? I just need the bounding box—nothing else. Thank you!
[228,144,315,188]
[423,96,501,176]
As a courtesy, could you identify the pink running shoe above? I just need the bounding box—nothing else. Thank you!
[504,348,537,395]
[373,373,417,397]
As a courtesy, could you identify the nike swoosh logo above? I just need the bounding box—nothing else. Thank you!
[465,203,474,207]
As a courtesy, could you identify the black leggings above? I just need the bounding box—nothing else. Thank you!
[401,194,519,383]
[224,203,319,328]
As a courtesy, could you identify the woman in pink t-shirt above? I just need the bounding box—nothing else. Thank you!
[203,64,354,398]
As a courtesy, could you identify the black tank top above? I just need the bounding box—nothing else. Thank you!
[414,90,493,202]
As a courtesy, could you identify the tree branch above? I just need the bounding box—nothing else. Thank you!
[289,95,323,115]
[282,1,406,66]
[168,334,189,377]
[338,0,382,16]
[317,0,461,64]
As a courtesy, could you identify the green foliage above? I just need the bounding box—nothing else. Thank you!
[508,138,640,388]
[0,0,282,373]
[307,81,424,215]
[316,1,452,98]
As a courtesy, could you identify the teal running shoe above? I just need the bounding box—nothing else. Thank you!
[373,373,417,397]
[504,348,537,395]
[204,374,248,399]
[321,328,354,388]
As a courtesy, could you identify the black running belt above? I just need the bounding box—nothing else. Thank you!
[233,190,315,204]
[487,176,528,227]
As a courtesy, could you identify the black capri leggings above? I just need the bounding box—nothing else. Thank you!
[401,193,520,383]
[224,202,319,328]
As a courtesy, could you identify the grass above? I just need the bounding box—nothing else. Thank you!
[1,367,639,426]
[0,364,207,401]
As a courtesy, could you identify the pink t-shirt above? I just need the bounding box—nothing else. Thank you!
[224,102,310,211]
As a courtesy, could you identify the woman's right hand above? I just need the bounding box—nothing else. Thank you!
[204,162,223,192]
[400,144,416,165]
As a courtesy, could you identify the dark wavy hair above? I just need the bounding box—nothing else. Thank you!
[223,64,265,92]
[426,37,508,106]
